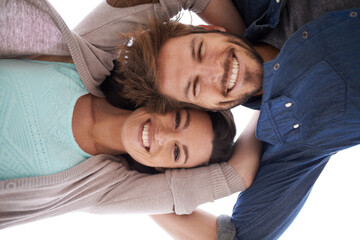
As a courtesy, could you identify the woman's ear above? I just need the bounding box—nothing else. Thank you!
[155,167,165,173]
[198,25,226,32]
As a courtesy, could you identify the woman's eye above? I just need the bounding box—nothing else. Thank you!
[175,111,181,129]
[193,77,198,97]
[174,144,180,161]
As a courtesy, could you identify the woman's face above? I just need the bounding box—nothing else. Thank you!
[121,108,214,169]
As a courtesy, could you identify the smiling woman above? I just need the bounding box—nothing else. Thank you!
[0,56,242,224]
[121,108,214,168]
[0,0,258,232]
[72,93,229,169]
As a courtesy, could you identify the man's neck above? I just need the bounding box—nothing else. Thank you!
[254,43,280,62]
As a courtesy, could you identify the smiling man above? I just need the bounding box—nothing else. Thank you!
[157,32,264,109]
[95,1,360,239]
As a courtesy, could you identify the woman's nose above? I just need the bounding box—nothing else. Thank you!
[156,127,175,146]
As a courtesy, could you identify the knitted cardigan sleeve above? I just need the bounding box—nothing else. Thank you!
[88,158,245,215]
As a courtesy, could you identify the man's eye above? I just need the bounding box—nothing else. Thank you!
[175,111,181,129]
[174,144,180,161]
[193,77,198,97]
[198,41,203,61]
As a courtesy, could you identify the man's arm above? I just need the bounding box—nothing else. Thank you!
[151,210,217,240]
[197,0,245,37]
[228,111,261,188]
[151,112,262,239]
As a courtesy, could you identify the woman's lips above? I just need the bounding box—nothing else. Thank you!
[140,119,151,151]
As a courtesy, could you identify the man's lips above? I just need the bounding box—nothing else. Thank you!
[227,55,240,93]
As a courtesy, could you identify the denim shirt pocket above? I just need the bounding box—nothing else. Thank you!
[257,61,346,145]
[257,96,299,144]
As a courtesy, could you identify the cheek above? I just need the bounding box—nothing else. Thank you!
[200,89,223,107]
[127,147,153,167]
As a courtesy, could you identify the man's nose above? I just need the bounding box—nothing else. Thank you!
[198,61,223,85]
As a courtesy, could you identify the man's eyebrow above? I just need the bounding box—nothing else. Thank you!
[183,109,190,129]
[183,38,197,99]
[191,37,196,60]
[183,145,189,164]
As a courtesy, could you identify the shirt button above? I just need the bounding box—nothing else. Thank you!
[350,11,358,18]
[302,31,308,39]
[274,63,280,70]
[293,124,300,129]
[285,102,292,108]
[276,0,280,3]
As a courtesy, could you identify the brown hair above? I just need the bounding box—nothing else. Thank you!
[207,110,236,165]
[124,109,236,173]
[101,18,209,113]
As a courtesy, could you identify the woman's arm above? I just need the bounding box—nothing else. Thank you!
[89,158,244,215]
[105,0,245,36]
[228,111,262,188]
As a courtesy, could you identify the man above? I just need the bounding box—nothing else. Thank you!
[101,0,359,112]
[96,1,360,239]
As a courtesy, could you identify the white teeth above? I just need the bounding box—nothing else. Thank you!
[142,122,150,149]
[228,57,239,91]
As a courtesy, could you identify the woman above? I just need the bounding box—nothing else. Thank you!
[0,0,260,229]
[0,57,248,227]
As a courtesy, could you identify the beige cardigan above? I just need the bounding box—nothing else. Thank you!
[0,0,244,229]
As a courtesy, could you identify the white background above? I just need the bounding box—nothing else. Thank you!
[1,1,359,239]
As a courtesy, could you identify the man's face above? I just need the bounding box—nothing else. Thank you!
[157,32,264,110]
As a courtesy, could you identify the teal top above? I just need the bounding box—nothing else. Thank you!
[0,59,92,180]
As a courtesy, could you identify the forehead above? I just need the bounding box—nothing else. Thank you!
[156,35,193,102]
[157,34,214,100]
[158,32,225,60]
[186,109,213,166]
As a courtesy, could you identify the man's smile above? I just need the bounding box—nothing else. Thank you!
[227,55,240,92]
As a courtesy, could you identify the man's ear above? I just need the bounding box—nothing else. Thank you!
[198,25,226,32]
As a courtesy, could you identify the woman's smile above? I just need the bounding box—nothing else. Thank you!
[140,119,152,151]
[122,108,214,169]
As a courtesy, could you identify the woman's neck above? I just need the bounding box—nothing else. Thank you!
[72,94,131,156]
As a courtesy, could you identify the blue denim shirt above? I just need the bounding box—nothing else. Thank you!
[218,9,360,240]
[232,0,286,42]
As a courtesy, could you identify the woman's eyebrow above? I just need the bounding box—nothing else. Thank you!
[183,145,189,164]
[181,109,190,164]
[183,109,190,129]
